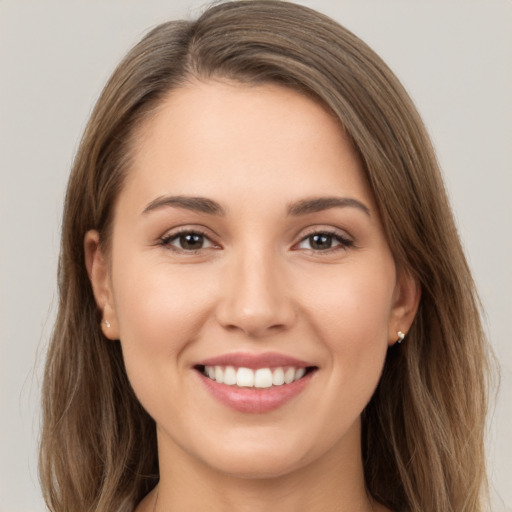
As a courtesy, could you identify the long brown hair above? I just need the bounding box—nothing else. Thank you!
[39,1,491,510]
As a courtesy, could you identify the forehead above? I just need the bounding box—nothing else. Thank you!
[120,80,373,214]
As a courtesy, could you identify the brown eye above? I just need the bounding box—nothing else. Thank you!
[297,231,353,251]
[308,234,334,250]
[161,231,216,252]
[178,233,205,250]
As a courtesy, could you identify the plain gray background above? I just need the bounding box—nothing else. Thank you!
[1,1,511,510]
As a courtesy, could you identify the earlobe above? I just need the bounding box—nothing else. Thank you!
[84,230,119,340]
[388,270,421,346]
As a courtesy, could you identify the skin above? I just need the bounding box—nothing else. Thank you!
[86,80,419,512]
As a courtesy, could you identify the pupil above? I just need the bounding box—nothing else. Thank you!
[311,234,331,250]
[180,233,203,249]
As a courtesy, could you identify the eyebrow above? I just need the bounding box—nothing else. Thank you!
[142,195,226,216]
[141,194,370,217]
[287,196,370,217]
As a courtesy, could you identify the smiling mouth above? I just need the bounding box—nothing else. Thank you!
[195,365,317,389]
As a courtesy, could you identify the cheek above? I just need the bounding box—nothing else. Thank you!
[300,257,395,342]
[110,254,215,381]
[300,258,395,390]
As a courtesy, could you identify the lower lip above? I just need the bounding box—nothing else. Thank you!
[196,370,314,413]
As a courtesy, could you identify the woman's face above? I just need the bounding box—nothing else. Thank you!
[87,80,417,479]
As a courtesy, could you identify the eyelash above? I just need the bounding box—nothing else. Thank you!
[295,229,354,253]
[159,229,217,253]
[158,228,354,254]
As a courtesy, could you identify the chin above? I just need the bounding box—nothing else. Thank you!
[205,447,309,480]
[185,425,333,480]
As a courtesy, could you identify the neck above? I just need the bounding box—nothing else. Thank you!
[145,421,380,512]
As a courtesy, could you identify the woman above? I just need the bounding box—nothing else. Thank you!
[39,1,491,511]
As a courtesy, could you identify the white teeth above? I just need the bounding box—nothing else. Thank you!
[284,367,296,384]
[223,366,237,385]
[236,367,254,387]
[254,368,273,388]
[214,366,224,383]
[294,367,306,381]
[272,367,285,386]
[203,365,309,387]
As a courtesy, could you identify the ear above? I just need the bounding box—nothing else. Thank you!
[387,269,421,346]
[84,230,119,340]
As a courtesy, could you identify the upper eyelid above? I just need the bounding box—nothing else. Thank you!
[292,227,355,252]
[159,228,219,250]
[160,225,218,240]
[157,225,354,247]
[159,230,220,254]
[295,225,353,241]
[295,232,352,247]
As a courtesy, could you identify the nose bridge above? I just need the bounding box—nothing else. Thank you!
[216,241,295,336]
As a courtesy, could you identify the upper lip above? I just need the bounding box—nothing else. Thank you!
[194,351,315,369]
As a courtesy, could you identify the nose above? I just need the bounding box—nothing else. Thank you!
[215,249,296,338]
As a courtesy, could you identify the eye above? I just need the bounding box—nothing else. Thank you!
[297,231,353,251]
[160,230,217,252]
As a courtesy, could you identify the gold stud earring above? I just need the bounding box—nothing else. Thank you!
[396,331,405,343]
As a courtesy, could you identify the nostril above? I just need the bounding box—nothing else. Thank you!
[214,278,297,337]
